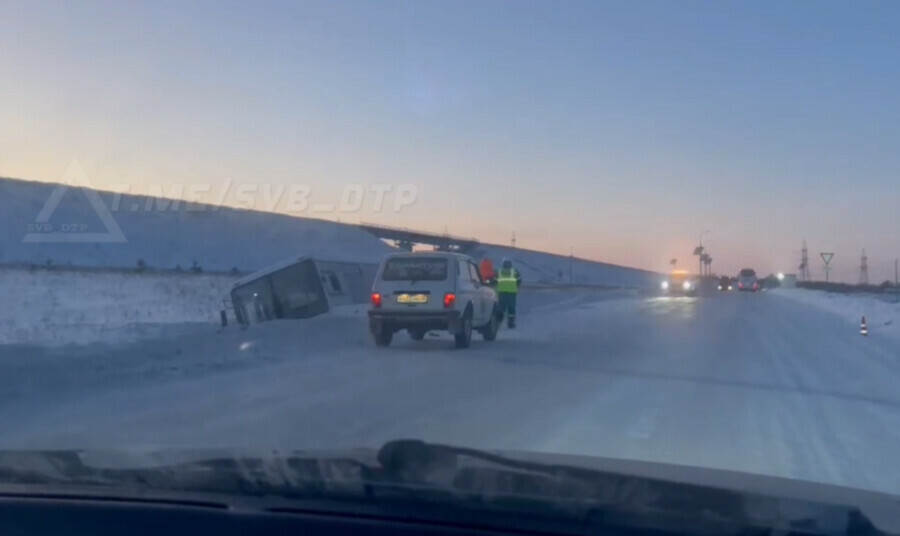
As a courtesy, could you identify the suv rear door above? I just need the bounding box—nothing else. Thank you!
[457,258,485,325]
[462,259,493,325]
[469,260,495,324]
[377,256,454,312]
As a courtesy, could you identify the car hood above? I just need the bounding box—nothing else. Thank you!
[0,441,897,535]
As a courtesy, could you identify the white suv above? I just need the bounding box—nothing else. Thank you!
[368,252,500,348]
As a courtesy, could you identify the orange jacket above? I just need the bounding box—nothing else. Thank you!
[479,259,495,280]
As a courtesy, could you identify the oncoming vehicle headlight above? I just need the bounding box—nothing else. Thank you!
[683,281,691,290]
[661,281,669,290]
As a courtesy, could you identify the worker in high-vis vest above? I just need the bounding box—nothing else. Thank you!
[496,259,522,328]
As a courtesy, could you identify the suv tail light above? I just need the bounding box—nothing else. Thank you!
[371,292,382,308]
[753,282,759,290]
[443,292,456,309]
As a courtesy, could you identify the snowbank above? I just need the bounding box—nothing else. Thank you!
[1,267,235,346]
[472,244,659,288]
[771,288,900,340]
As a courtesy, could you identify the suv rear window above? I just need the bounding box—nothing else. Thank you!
[382,258,448,281]
[739,269,757,277]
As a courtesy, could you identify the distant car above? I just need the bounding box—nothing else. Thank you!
[660,271,697,296]
[717,276,733,291]
[368,252,500,348]
[737,268,759,292]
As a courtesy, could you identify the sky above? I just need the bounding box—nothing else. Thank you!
[1,0,899,281]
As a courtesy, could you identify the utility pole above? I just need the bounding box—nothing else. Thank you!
[699,253,711,276]
[511,231,517,248]
[799,240,811,282]
[859,249,869,286]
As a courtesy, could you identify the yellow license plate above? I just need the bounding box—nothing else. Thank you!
[396,294,428,304]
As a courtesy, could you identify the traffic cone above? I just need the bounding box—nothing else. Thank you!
[860,316,868,337]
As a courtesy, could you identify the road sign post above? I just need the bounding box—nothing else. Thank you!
[820,253,834,283]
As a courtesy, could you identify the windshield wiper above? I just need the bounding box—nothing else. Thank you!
[0,450,373,501]
[370,440,893,536]
[0,445,893,536]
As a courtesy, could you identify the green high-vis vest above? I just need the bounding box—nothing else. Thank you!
[496,268,519,293]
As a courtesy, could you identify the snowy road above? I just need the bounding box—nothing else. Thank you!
[3,289,900,495]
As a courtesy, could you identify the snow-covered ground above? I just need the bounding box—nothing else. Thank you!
[3,289,900,497]
[1,263,653,347]
[1,266,235,346]
[771,288,900,341]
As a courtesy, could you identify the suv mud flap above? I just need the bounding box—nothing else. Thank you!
[447,315,463,335]
[368,319,384,337]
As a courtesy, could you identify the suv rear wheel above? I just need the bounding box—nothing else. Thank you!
[374,326,393,347]
[454,309,473,349]
[480,306,499,342]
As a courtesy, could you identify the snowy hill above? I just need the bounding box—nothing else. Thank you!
[1,176,658,286]
[1,177,393,272]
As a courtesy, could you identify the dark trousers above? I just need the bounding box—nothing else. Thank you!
[498,292,517,318]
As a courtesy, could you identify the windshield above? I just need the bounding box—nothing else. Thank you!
[2,0,900,526]
[382,257,448,281]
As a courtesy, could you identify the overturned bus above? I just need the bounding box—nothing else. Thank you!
[231,256,379,325]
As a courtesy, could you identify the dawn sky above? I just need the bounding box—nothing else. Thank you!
[1,0,899,281]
